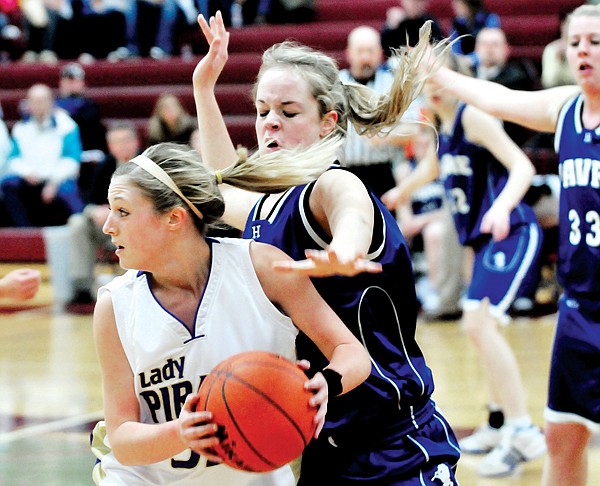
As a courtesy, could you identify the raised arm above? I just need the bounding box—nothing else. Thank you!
[193,12,262,230]
[193,12,238,168]
[431,67,579,133]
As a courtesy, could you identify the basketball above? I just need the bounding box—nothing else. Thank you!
[196,351,317,472]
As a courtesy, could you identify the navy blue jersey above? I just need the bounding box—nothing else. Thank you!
[438,103,537,247]
[243,178,436,439]
[554,94,600,309]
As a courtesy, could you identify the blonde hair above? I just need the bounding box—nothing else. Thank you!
[113,143,225,234]
[113,138,344,233]
[253,22,437,138]
[219,135,344,193]
[567,4,600,26]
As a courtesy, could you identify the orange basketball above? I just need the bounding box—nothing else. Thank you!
[196,351,317,472]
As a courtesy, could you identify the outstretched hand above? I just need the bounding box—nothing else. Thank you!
[193,11,229,90]
[273,246,382,277]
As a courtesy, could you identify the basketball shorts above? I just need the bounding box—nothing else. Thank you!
[297,402,460,485]
[545,295,600,433]
[465,222,542,321]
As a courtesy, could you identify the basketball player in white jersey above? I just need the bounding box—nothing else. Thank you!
[91,142,371,485]
[425,5,600,485]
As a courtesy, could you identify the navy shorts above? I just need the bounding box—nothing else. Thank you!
[297,402,460,485]
[545,296,600,432]
[466,223,542,320]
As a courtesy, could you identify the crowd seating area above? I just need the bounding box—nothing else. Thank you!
[0,0,584,261]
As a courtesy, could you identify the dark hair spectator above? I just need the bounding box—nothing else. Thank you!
[449,0,501,58]
[380,0,443,57]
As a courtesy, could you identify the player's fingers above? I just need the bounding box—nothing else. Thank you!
[197,14,213,40]
[192,444,223,462]
[493,225,509,242]
[313,406,327,438]
[272,259,316,272]
[182,393,201,412]
[305,377,327,407]
[357,260,383,274]
[304,249,329,262]
[296,359,311,371]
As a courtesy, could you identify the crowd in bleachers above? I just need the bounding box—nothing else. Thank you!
[0,0,317,63]
[0,0,582,314]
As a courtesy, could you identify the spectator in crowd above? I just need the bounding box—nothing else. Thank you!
[0,84,83,227]
[256,0,314,24]
[541,10,576,88]
[380,0,443,57]
[0,0,25,61]
[56,62,107,156]
[20,0,74,64]
[472,27,539,147]
[65,121,139,307]
[107,0,200,61]
[147,93,196,146]
[339,25,407,200]
[0,268,41,300]
[73,0,128,62]
[449,0,500,59]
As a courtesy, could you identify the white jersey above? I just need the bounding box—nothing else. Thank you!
[94,237,298,486]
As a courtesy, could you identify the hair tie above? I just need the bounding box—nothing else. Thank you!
[130,155,204,220]
[215,170,223,185]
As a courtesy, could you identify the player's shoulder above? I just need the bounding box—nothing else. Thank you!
[99,270,145,299]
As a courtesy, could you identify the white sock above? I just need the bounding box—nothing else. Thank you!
[505,416,533,431]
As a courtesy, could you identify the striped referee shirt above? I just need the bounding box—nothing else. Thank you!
[339,68,403,167]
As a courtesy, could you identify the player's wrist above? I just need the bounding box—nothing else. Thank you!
[321,368,343,396]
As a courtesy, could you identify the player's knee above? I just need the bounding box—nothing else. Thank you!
[545,423,590,458]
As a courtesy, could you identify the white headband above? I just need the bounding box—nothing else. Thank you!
[130,155,204,220]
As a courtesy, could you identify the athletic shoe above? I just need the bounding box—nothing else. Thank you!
[478,425,547,477]
[459,424,502,454]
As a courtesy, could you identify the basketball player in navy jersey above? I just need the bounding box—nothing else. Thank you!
[425,5,600,485]
[91,143,371,485]
[383,54,546,478]
[192,12,460,485]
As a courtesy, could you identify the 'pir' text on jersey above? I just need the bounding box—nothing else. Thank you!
[560,158,600,189]
[439,154,473,178]
[138,356,199,423]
